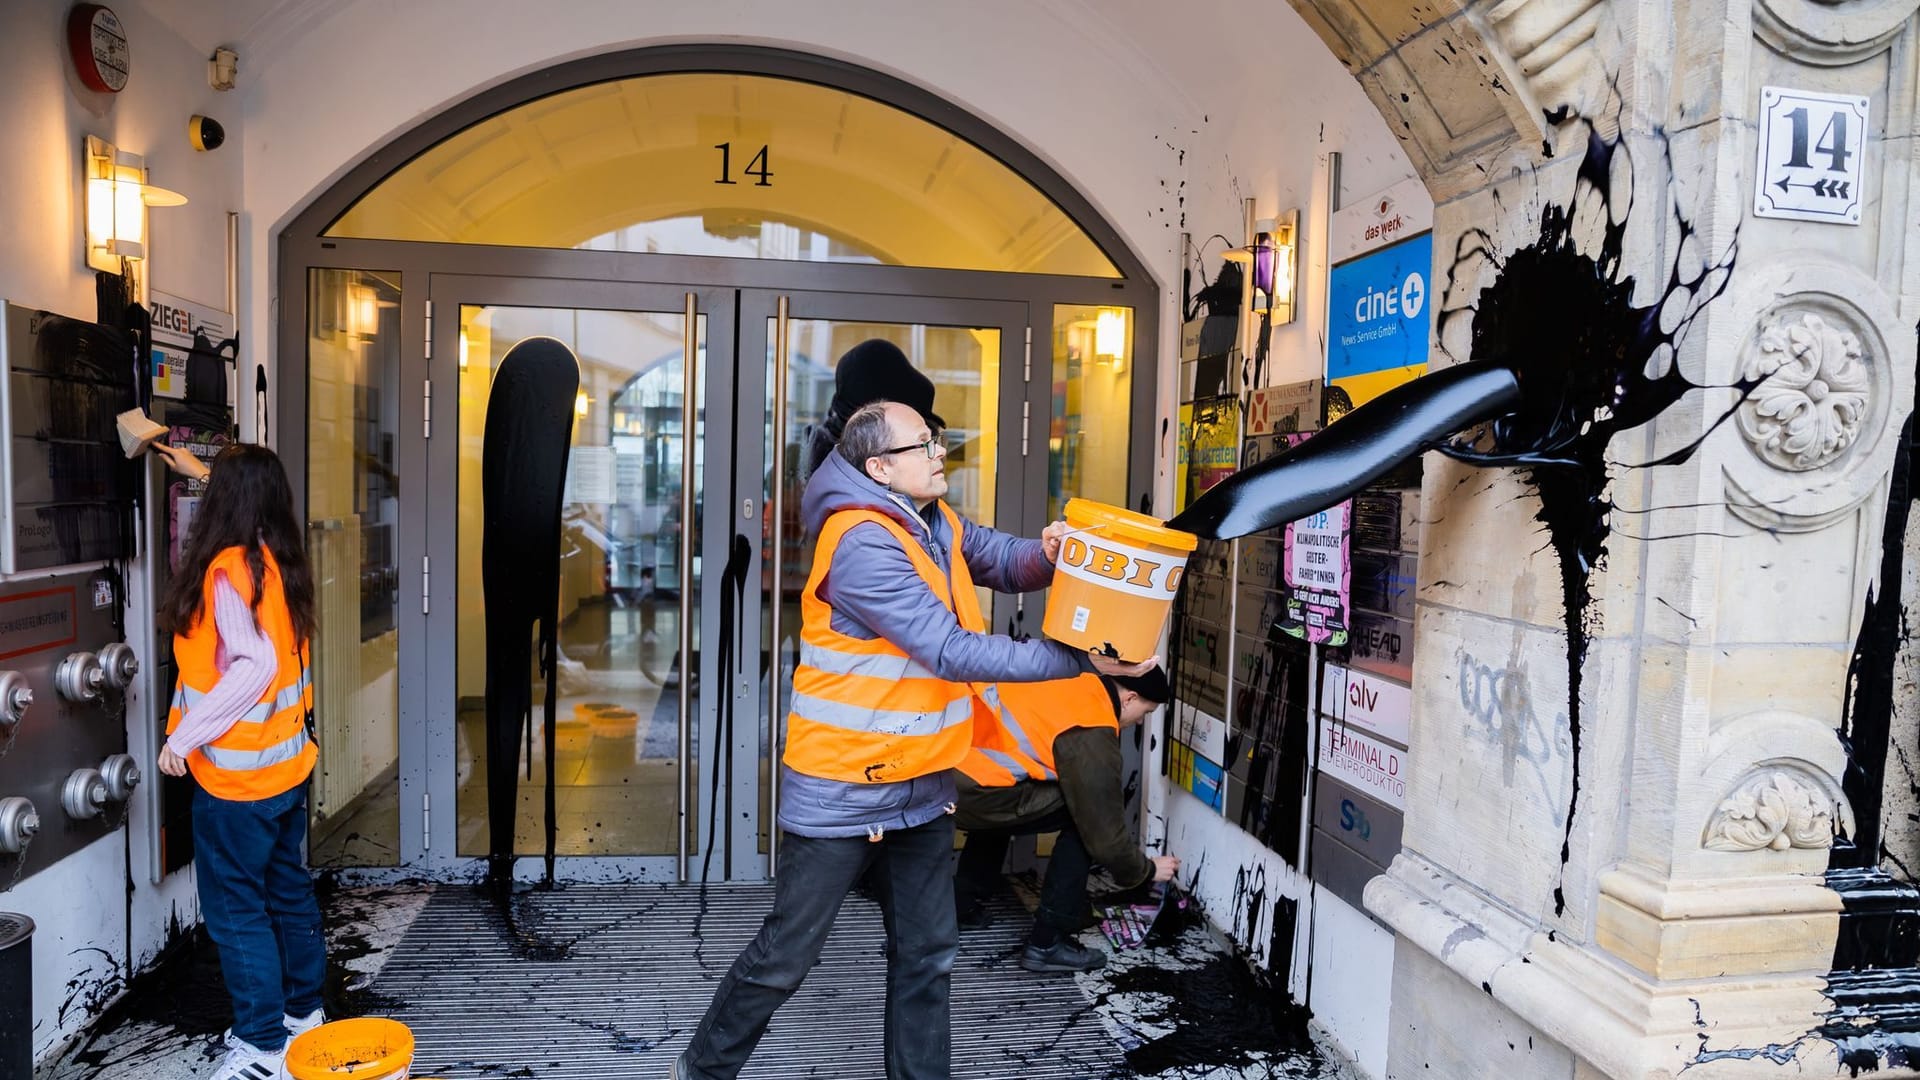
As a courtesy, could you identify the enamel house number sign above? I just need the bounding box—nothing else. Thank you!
[1754,86,1868,225]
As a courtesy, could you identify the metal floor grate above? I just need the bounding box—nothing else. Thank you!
[372,882,1128,1079]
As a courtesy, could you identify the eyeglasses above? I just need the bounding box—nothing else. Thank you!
[881,434,947,460]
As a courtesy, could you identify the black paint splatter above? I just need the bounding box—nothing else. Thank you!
[1094,895,1321,1076]
[1435,126,1744,913]
[1817,328,1920,1073]
[480,338,578,908]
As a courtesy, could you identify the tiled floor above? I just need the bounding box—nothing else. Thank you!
[40,878,1340,1080]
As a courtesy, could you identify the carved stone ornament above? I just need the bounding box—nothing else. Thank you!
[1736,312,1870,472]
[1702,769,1837,852]
[1753,0,1920,65]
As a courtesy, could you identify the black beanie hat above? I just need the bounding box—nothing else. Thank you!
[1110,665,1170,704]
[824,339,945,440]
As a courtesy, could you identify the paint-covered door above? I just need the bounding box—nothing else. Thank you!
[423,275,738,880]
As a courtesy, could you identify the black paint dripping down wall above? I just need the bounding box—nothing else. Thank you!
[481,337,580,890]
[1435,126,1741,915]
[1818,328,1920,1074]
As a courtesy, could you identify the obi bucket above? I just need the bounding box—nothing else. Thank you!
[1042,499,1198,662]
[286,1017,416,1080]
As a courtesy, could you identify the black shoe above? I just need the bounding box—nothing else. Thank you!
[957,902,993,931]
[1019,938,1106,973]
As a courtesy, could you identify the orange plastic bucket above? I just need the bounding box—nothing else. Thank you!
[1042,499,1197,662]
[285,1017,416,1080]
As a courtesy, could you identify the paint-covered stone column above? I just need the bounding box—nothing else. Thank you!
[1286,0,1920,1076]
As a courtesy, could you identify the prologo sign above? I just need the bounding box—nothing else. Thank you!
[1754,85,1868,225]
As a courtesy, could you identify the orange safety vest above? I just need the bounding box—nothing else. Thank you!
[783,503,989,784]
[167,545,316,801]
[959,673,1117,787]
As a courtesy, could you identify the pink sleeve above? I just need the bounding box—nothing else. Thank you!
[166,571,280,757]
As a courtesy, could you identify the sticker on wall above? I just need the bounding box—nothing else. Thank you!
[1183,396,1240,506]
[1169,727,1227,813]
[1242,430,1351,645]
[1245,380,1322,437]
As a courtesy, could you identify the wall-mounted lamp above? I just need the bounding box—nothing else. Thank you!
[346,283,380,338]
[575,391,591,418]
[1224,208,1299,327]
[84,135,186,272]
[1093,308,1127,365]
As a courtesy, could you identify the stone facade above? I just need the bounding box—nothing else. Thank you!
[1291,0,1920,1076]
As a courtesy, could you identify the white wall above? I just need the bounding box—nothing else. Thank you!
[0,0,244,1060]
[1310,886,1395,1080]
[225,0,1412,1071]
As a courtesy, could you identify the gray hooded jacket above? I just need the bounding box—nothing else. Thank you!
[777,451,1090,838]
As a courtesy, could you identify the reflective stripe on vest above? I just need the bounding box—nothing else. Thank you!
[200,728,312,771]
[172,668,314,726]
[166,545,318,801]
[781,503,985,785]
[958,673,1118,787]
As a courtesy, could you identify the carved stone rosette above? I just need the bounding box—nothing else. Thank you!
[1736,311,1870,472]
[1753,0,1920,65]
[1702,767,1840,852]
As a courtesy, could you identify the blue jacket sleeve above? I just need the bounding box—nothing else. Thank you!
[828,523,1088,683]
[957,519,1054,594]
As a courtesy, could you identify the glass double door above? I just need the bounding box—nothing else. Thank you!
[417,276,1028,880]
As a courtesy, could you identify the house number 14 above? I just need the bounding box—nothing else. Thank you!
[715,143,772,186]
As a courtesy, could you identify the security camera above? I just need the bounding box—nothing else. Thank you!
[209,47,238,91]
[189,115,225,152]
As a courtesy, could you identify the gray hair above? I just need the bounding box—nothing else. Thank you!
[838,401,901,480]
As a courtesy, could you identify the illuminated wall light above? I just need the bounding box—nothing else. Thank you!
[458,329,470,370]
[1225,209,1300,327]
[84,136,186,272]
[347,283,380,338]
[575,391,591,417]
[1094,308,1127,360]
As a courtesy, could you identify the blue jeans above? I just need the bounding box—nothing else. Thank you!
[681,817,958,1079]
[192,784,326,1052]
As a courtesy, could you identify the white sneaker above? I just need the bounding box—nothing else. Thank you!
[284,1008,326,1039]
[210,1031,284,1080]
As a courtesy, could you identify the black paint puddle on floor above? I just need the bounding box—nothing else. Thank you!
[60,918,227,1071]
[1092,902,1326,1078]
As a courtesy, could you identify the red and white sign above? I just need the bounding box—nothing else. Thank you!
[1341,668,1411,745]
[1331,176,1435,264]
[1319,718,1407,811]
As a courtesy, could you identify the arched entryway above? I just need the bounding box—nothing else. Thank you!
[276,45,1160,882]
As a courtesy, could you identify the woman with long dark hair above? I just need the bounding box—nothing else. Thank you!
[153,442,327,1080]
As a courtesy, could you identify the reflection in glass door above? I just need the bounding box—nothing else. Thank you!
[449,301,705,863]
[753,299,1024,863]
[305,268,405,867]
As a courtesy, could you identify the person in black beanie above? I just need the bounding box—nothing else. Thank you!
[801,339,946,482]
